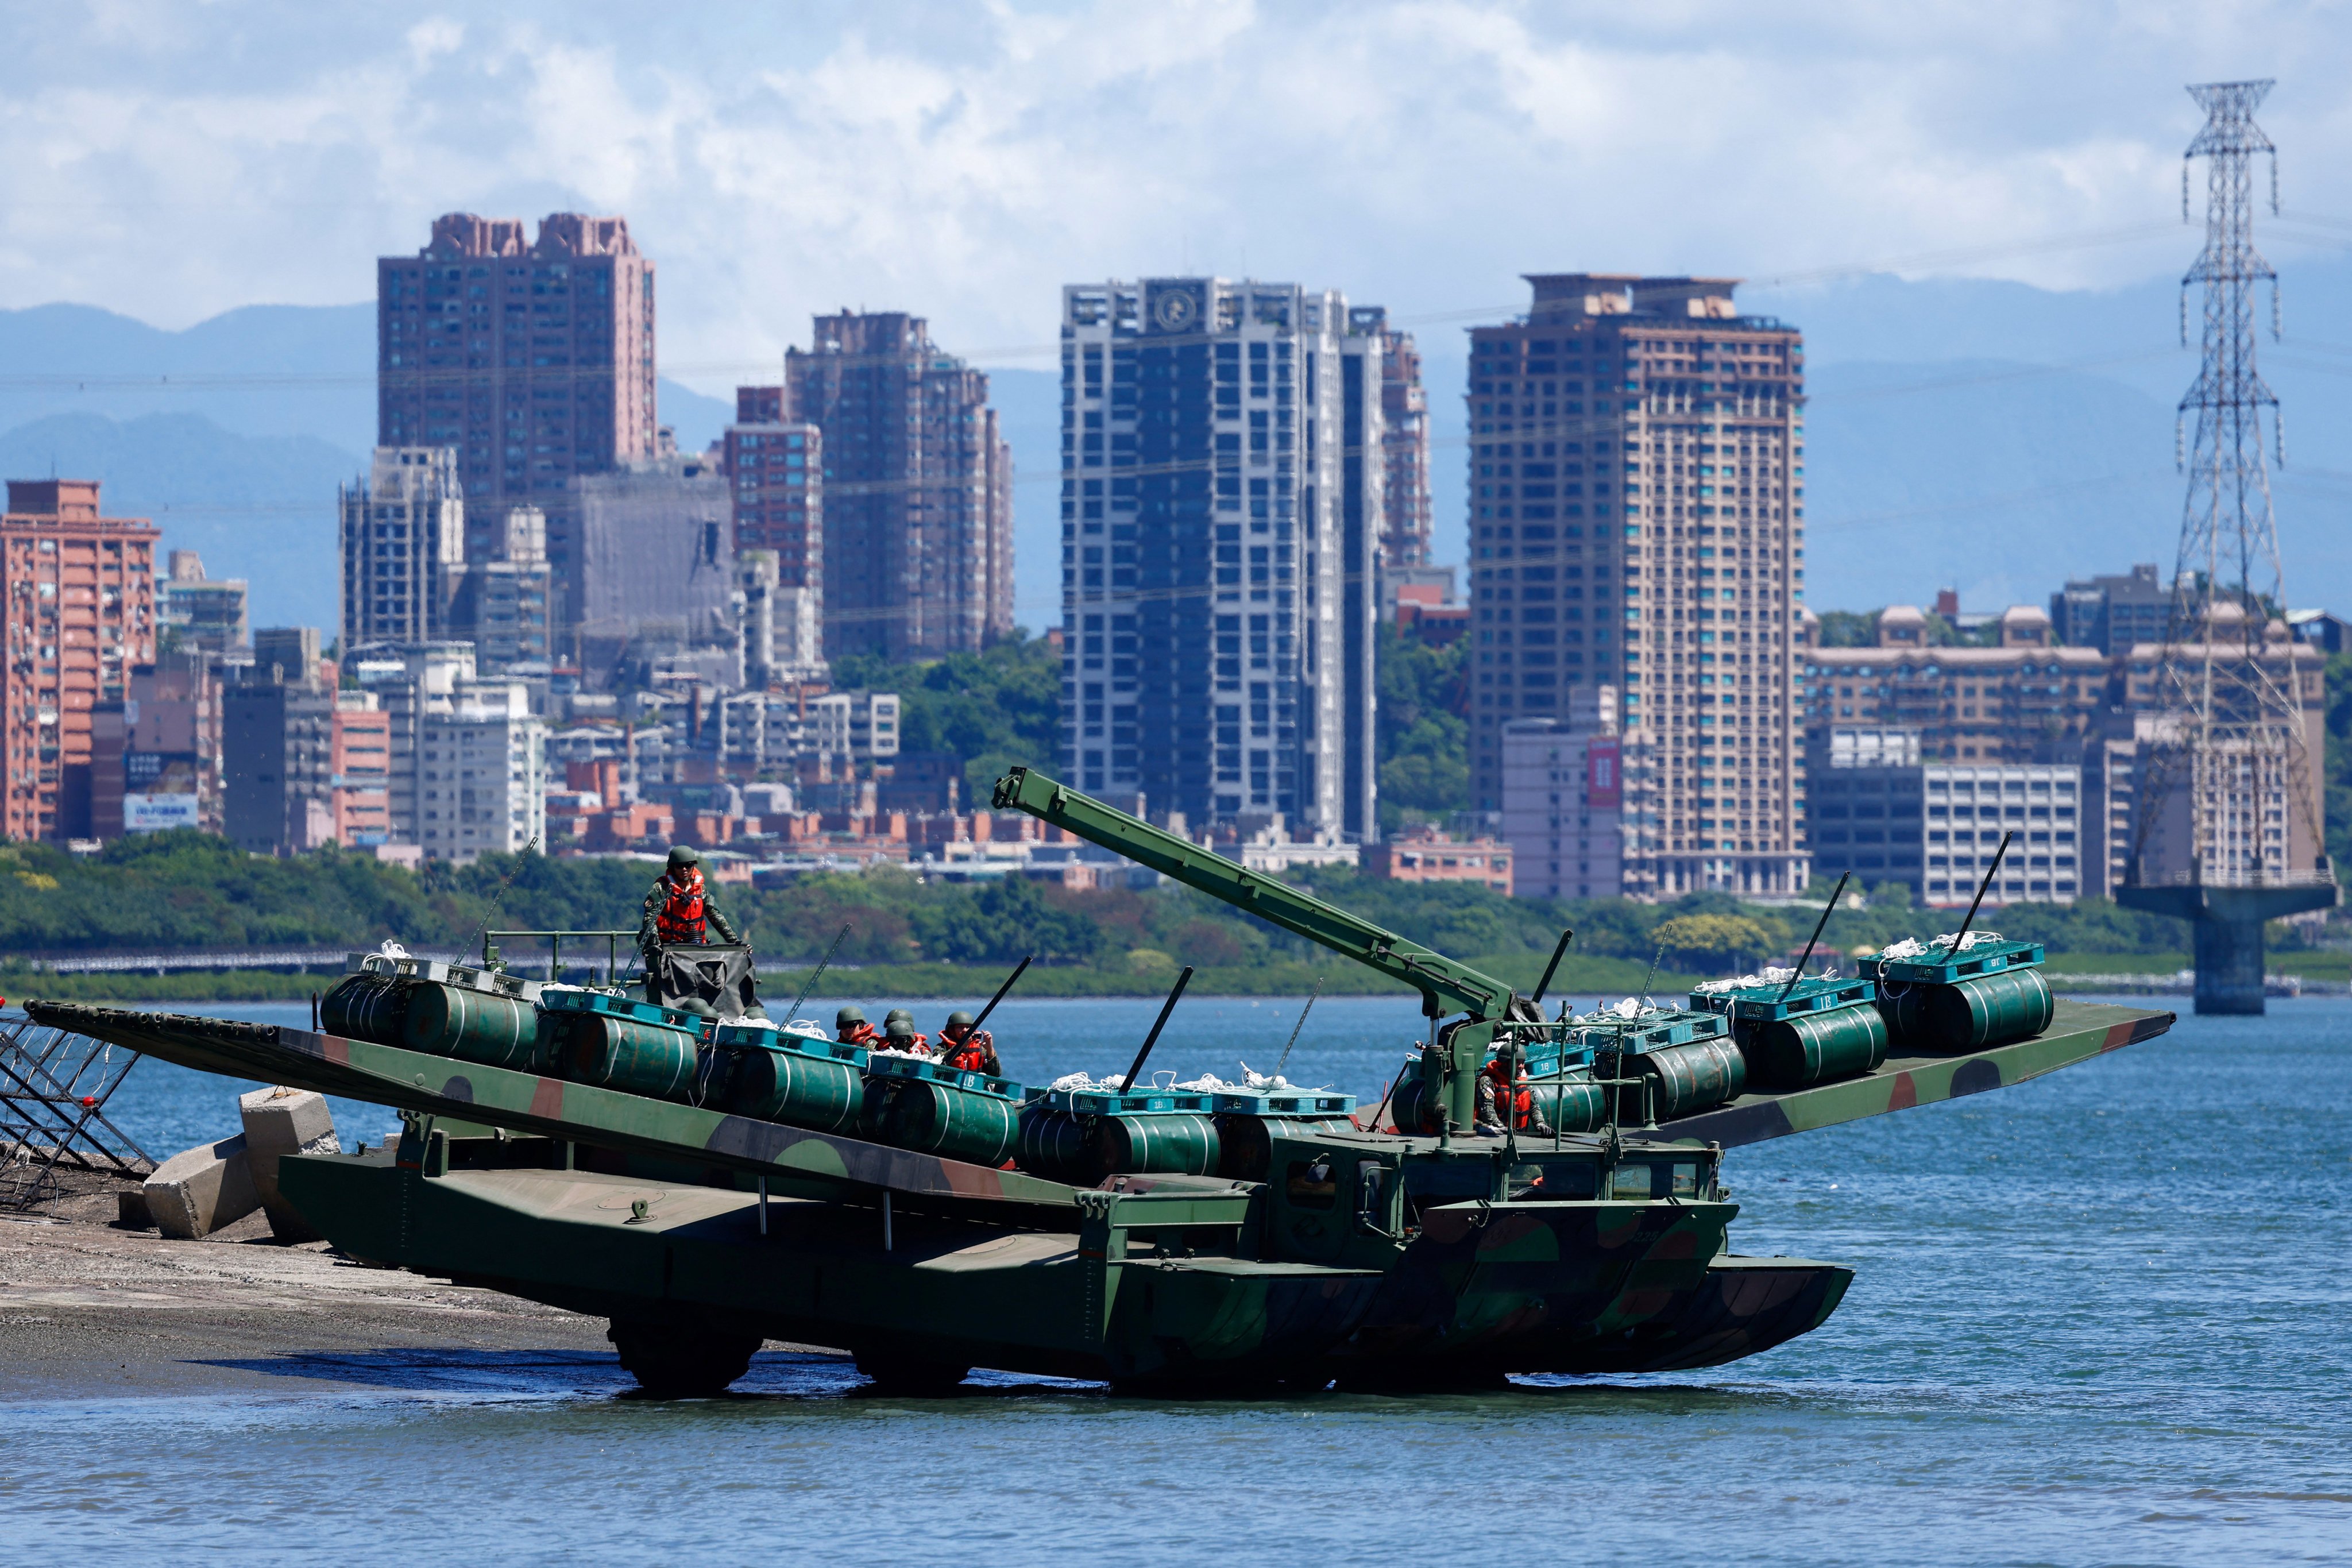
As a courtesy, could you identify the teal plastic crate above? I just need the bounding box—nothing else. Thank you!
[1044,1086,1216,1115]
[712,1022,866,1067]
[1565,1007,1730,1054]
[540,988,705,1032]
[1689,975,1876,1022]
[1860,938,2046,986]
[865,1053,1027,1102]
[1208,1087,1357,1118]
[1520,1040,1599,1077]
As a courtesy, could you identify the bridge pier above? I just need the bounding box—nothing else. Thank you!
[2116,883,2338,1015]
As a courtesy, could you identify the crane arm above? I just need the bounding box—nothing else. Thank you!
[990,767,1513,1019]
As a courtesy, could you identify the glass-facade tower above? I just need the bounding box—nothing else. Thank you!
[1058,278,1378,838]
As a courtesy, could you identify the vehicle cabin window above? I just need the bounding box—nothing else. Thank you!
[1610,1164,1652,1200]
[1286,1157,1338,1210]
[1671,1161,1700,1198]
[1509,1159,1598,1199]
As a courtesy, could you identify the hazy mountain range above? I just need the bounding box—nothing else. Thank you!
[4,257,2347,635]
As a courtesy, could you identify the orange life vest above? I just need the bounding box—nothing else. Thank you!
[940,1030,995,1073]
[839,1022,880,1048]
[654,868,708,945]
[1483,1060,1533,1129]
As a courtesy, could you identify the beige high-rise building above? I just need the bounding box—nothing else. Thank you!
[1470,274,1807,897]
[785,311,1012,659]
[339,446,466,650]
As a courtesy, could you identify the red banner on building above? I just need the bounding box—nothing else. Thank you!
[1586,737,1621,808]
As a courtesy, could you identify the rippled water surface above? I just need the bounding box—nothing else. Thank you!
[10,993,2350,1565]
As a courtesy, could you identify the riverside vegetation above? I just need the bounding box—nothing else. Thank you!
[0,827,2325,1003]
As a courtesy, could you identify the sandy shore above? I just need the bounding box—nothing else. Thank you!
[0,1171,633,1400]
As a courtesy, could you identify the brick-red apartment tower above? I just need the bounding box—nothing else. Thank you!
[1,481,159,841]
[377,213,658,639]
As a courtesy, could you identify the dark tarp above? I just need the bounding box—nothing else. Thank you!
[650,943,761,1020]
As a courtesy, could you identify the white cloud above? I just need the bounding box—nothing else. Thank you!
[0,0,2346,383]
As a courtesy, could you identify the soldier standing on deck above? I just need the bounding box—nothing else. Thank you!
[636,847,741,1001]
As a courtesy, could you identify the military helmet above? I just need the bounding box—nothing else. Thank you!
[836,1005,867,1028]
[884,1007,914,1026]
[885,1019,917,1041]
[667,844,701,868]
[945,1010,976,1030]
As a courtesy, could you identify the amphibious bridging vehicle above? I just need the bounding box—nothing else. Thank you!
[30,768,2173,1396]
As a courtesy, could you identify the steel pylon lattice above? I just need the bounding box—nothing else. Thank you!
[2136,80,2330,893]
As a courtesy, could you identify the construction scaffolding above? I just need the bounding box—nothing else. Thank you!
[0,1016,153,1211]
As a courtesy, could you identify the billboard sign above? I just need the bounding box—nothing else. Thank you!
[123,751,200,833]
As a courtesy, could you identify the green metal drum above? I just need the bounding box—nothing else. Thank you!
[1527,1075,1609,1134]
[321,974,409,1047]
[879,1079,1022,1167]
[1880,967,2054,1053]
[403,983,540,1071]
[724,1042,863,1133]
[1612,1037,1747,1123]
[559,1013,702,1102]
[1017,1106,1095,1184]
[1212,1115,1357,1181]
[1744,1005,1890,1091]
[1093,1114,1221,1179]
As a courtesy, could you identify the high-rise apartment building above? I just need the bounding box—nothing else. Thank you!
[223,658,335,855]
[340,447,466,648]
[1057,278,1381,838]
[1348,307,1434,571]
[347,642,477,845]
[418,679,545,861]
[1799,604,2107,764]
[1467,275,1807,897]
[377,213,658,636]
[784,312,1013,657]
[2050,562,2173,655]
[1805,728,2087,906]
[331,693,392,847]
[160,550,247,656]
[1,480,160,841]
[462,505,553,671]
[725,385,825,686]
[1500,688,1623,900]
[725,385,824,574]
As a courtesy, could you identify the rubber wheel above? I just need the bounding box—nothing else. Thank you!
[854,1349,971,1395]
[607,1320,762,1398]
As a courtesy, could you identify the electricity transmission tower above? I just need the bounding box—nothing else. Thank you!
[2119,79,2338,1014]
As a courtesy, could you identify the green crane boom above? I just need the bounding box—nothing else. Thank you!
[990,767,1515,1021]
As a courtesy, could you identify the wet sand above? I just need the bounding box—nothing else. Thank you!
[0,1172,681,1400]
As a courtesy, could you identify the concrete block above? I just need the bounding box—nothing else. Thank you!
[143,1134,259,1239]
[238,1086,341,1242]
[115,1187,153,1229]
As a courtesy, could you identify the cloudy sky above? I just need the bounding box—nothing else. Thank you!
[3,0,2343,379]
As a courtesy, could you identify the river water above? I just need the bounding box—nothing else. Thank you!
[8,993,2350,1564]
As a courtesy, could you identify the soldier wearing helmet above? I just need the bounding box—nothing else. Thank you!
[876,1008,930,1055]
[636,846,741,1005]
[638,847,740,955]
[1476,1039,1552,1138]
[836,1005,879,1048]
[936,1009,1001,1075]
